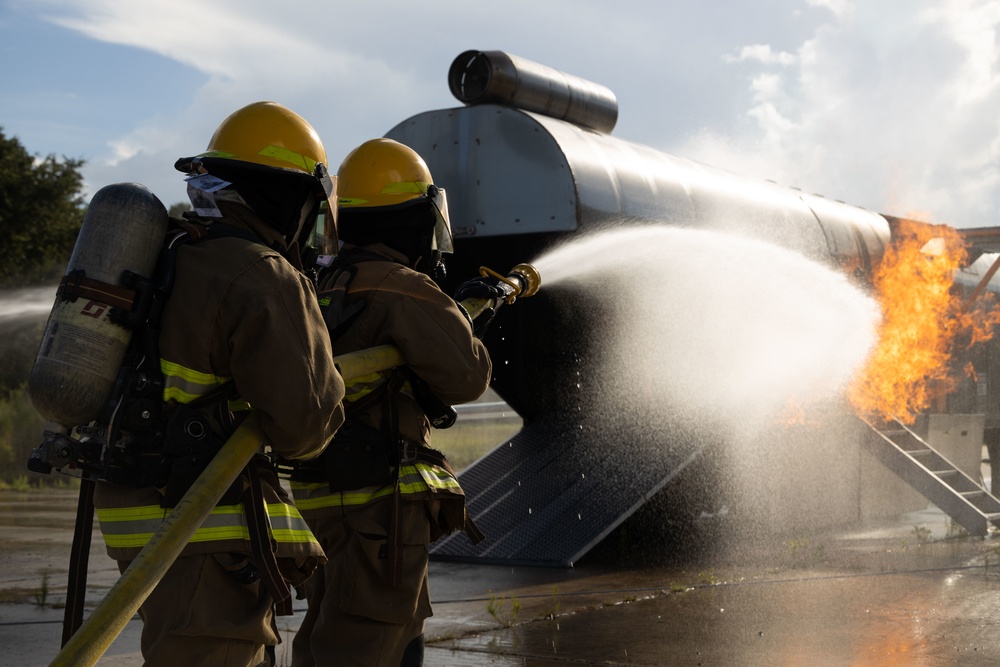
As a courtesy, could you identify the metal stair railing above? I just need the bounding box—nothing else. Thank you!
[860,415,1000,536]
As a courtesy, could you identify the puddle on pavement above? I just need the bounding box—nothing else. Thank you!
[439,569,1000,665]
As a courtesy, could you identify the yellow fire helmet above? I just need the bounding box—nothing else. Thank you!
[175,101,337,248]
[337,138,452,254]
[177,101,327,176]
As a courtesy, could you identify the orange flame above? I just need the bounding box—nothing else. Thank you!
[848,218,1000,424]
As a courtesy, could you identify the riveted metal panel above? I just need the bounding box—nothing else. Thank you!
[388,105,890,270]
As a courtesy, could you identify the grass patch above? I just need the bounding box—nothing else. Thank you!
[431,418,522,472]
[486,590,521,627]
[912,524,933,544]
[33,571,51,607]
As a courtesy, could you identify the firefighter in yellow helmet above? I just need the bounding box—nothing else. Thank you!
[289,138,492,667]
[92,101,346,666]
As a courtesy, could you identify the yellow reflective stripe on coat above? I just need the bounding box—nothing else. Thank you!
[161,359,231,404]
[266,502,321,544]
[409,462,463,494]
[290,481,396,510]
[290,461,462,511]
[95,502,318,549]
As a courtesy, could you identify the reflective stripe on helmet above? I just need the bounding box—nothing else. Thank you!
[381,181,431,194]
[191,145,319,175]
[338,181,431,209]
[336,139,435,209]
[257,144,319,173]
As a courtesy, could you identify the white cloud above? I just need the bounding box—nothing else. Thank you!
[677,0,1000,227]
[724,44,797,66]
[27,0,444,202]
[806,0,855,19]
[42,0,329,77]
[919,0,1000,106]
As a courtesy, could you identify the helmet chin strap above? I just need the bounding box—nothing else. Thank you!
[432,252,447,284]
[211,188,248,207]
[286,197,316,248]
[414,249,447,285]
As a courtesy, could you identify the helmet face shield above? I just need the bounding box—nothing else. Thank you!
[313,196,338,254]
[313,163,338,250]
[429,186,453,255]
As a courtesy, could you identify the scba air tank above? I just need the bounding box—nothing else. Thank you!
[28,182,169,428]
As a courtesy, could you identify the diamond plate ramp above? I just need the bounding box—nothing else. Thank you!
[430,416,708,567]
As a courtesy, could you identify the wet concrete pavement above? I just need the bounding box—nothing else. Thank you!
[3,490,1000,666]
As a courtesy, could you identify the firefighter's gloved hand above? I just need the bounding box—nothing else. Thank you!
[454,276,505,339]
[454,276,505,304]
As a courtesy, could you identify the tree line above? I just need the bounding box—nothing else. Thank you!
[0,128,189,288]
[0,128,87,287]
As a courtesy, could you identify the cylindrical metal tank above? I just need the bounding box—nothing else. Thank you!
[388,104,889,277]
[448,49,619,134]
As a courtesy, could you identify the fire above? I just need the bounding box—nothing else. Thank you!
[848,218,1000,424]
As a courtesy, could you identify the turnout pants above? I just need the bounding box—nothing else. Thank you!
[118,552,278,667]
[292,496,432,667]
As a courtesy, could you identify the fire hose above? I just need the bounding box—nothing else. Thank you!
[48,263,541,667]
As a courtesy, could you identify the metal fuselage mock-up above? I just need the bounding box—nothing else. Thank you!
[384,50,941,566]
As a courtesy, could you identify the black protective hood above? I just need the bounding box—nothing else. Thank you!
[337,198,444,278]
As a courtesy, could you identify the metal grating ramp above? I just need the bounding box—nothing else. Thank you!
[860,415,1000,536]
[430,417,708,567]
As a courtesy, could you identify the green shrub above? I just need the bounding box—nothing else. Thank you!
[0,387,47,486]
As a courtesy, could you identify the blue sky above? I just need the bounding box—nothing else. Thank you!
[2,0,1000,227]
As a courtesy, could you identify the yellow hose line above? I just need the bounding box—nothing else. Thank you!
[460,296,492,320]
[334,344,405,381]
[49,413,265,667]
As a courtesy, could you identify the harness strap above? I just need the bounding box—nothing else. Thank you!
[173,218,212,242]
[58,270,136,311]
[244,459,293,615]
[62,479,96,645]
[383,372,406,587]
[316,247,387,341]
